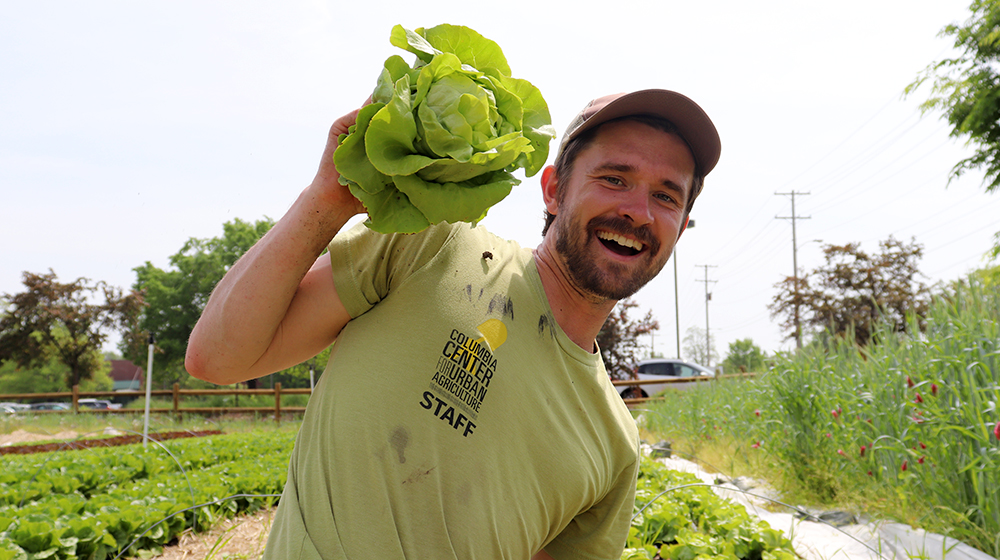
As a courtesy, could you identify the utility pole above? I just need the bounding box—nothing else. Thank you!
[695,264,717,366]
[673,219,695,359]
[775,191,811,349]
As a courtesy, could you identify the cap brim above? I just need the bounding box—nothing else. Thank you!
[562,89,721,176]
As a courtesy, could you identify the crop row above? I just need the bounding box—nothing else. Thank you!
[1,430,798,560]
[0,431,295,560]
[623,456,796,559]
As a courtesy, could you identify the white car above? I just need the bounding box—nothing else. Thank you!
[78,398,122,410]
[617,359,715,399]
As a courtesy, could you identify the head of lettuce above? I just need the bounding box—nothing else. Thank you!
[333,24,556,234]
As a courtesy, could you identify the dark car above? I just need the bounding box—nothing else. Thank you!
[29,402,70,411]
[617,359,715,399]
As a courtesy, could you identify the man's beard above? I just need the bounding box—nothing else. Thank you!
[554,213,670,301]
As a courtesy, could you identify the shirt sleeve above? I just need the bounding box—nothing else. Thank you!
[543,454,640,560]
[328,221,460,319]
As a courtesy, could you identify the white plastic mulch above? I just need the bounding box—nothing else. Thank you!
[645,450,997,560]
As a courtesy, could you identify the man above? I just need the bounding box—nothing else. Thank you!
[186,88,721,559]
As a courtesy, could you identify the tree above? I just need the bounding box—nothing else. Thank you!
[130,218,274,387]
[721,338,767,374]
[0,270,145,389]
[769,237,930,347]
[596,298,659,380]
[682,326,718,367]
[906,1,1000,257]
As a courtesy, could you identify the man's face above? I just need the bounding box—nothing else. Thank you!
[545,119,695,301]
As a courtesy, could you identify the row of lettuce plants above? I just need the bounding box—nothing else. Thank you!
[622,456,797,560]
[0,431,294,559]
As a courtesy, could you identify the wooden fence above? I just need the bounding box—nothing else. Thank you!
[0,383,311,424]
[2,372,758,420]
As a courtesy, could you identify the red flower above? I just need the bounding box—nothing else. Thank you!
[931,383,938,396]
[901,460,908,471]
[754,409,761,417]
[831,409,839,419]
[907,376,915,388]
[919,442,926,449]
[825,433,832,438]
[860,445,866,457]
[994,420,999,440]
[867,470,873,476]
[837,449,845,456]
[751,441,761,449]
[915,392,924,404]
[918,456,925,465]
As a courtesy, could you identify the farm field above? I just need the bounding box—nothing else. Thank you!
[639,277,1000,557]
[2,274,996,559]
[1,418,802,560]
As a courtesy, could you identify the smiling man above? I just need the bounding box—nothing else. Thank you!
[186,89,720,560]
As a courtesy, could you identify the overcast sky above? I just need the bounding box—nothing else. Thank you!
[3,0,997,363]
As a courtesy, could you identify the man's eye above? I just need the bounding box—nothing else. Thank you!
[655,192,675,203]
[603,176,624,186]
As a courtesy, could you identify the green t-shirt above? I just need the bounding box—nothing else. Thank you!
[263,222,639,560]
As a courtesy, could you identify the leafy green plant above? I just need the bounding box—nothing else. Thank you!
[334,24,555,233]
[623,457,796,560]
[0,431,292,559]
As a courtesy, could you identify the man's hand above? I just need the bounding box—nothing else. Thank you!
[310,103,369,217]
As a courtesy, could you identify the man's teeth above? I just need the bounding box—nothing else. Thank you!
[597,231,644,251]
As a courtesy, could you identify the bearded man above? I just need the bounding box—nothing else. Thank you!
[186,89,721,560]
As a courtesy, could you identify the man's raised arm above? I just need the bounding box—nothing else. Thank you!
[185,109,366,385]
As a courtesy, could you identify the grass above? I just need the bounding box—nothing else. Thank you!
[637,276,1000,556]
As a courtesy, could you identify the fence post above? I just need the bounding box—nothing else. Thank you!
[72,385,79,414]
[173,383,181,423]
[274,382,282,424]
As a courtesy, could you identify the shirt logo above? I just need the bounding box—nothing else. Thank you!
[420,319,507,437]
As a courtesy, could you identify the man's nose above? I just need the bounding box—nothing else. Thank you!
[618,190,654,226]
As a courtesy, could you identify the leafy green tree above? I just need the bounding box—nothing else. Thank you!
[131,218,274,387]
[597,298,659,380]
[906,0,1000,257]
[0,270,143,390]
[721,338,768,374]
[770,237,930,347]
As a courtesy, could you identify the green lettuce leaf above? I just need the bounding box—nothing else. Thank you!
[334,23,555,234]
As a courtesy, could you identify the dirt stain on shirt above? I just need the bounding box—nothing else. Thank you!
[389,426,409,464]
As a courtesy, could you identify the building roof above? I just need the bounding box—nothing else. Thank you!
[109,359,144,384]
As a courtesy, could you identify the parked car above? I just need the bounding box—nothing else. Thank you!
[78,398,121,410]
[617,358,715,399]
[0,402,30,414]
[28,402,70,410]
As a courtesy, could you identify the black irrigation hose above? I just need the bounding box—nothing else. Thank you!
[110,493,283,560]
[632,482,890,560]
[17,428,197,510]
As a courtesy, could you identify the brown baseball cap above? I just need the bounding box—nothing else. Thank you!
[557,89,722,176]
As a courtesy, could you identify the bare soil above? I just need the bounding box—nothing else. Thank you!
[0,429,223,455]
[150,508,275,560]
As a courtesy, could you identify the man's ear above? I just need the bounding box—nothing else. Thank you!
[541,165,559,215]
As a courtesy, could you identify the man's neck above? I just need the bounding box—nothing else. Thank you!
[532,242,617,353]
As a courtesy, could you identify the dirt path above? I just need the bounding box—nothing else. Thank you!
[0,429,80,446]
[149,508,275,560]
